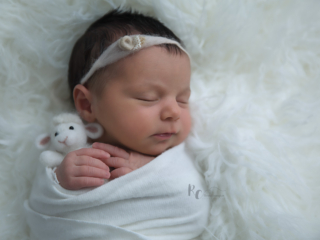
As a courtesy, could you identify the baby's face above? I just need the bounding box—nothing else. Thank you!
[90,46,191,156]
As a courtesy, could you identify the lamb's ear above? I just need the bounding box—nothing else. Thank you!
[85,123,103,139]
[35,133,51,149]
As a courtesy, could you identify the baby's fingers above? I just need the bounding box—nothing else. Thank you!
[75,148,110,160]
[75,165,110,179]
[92,142,129,159]
[76,156,110,172]
[106,157,129,169]
[73,177,105,189]
[110,167,132,180]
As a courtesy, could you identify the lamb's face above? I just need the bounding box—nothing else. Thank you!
[51,122,87,154]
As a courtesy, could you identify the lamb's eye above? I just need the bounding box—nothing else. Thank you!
[69,126,74,130]
[55,132,58,137]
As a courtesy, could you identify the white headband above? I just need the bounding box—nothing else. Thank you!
[80,34,189,84]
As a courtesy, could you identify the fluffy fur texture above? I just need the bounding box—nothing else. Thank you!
[52,113,83,126]
[0,0,319,240]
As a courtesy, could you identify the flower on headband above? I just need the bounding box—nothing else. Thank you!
[118,35,145,51]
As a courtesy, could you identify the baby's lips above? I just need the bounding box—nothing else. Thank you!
[153,131,177,136]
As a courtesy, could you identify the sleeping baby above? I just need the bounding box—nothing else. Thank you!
[24,9,210,240]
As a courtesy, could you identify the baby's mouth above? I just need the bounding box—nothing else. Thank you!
[152,132,175,140]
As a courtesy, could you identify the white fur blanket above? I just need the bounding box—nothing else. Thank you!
[0,1,320,240]
[24,143,210,240]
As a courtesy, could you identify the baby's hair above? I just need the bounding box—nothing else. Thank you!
[68,9,185,101]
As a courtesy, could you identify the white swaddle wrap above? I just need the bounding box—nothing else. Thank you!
[24,143,210,240]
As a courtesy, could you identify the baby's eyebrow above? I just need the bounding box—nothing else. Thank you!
[126,82,163,92]
[131,82,190,92]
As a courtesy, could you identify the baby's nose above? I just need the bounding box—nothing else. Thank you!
[160,99,181,121]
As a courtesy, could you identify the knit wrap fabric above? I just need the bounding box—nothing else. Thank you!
[24,143,210,240]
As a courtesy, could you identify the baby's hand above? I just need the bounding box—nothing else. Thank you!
[55,148,111,190]
[92,142,155,180]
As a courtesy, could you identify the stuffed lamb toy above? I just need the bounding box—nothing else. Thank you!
[35,113,103,168]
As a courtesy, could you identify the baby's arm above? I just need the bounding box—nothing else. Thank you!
[92,142,155,180]
[55,148,111,190]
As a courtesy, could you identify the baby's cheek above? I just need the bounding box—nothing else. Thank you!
[176,110,192,144]
[125,110,152,135]
[182,110,192,135]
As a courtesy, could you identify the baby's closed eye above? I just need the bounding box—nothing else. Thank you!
[134,92,159,102]
[136,97,158,102]
[177,97,189,104]
[177,94,190,105]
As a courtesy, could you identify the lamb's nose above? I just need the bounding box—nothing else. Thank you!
[58,136,68,144]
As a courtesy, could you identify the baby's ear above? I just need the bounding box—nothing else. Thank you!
[73,84,95,123]
[35,133,51,149]
[85,123,103,139]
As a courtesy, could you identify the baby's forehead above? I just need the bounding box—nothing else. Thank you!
[114,46,190,72]
[100,47,190,88]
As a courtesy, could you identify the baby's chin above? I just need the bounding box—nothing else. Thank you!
[136,140,184,157]
[140,146,172,157]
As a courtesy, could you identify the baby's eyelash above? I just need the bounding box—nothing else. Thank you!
[177,98,189,104]
[136,98,157,102]
[136,97,188,104]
